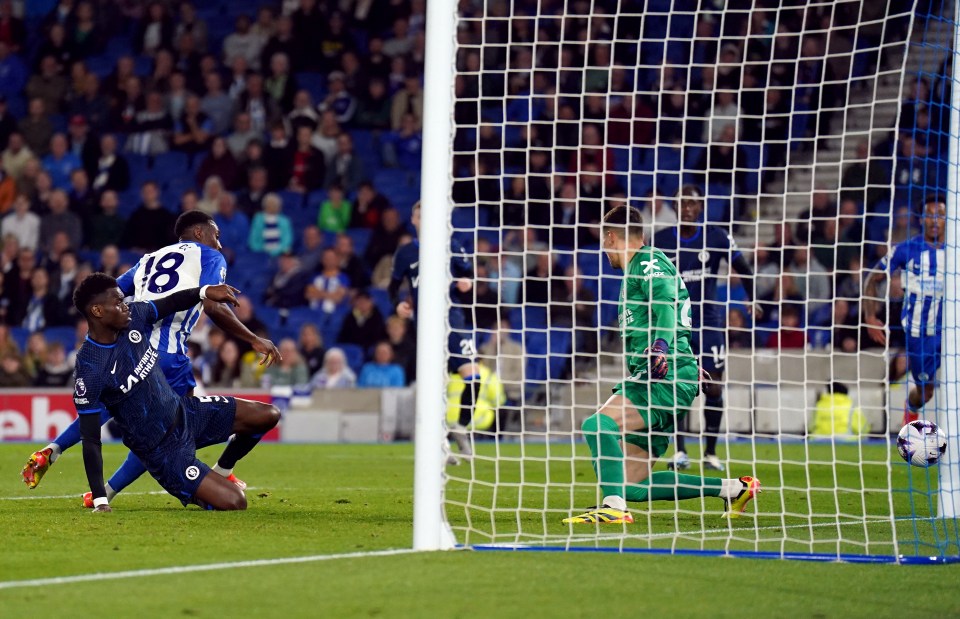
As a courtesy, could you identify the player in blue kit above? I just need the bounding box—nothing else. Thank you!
[389,202,476,461]
[71,274,279,511]
[653,186,760,471]
[21,212,281,504]
[864,196,945,425]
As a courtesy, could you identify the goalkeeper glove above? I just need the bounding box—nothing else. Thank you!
[648,338,669,379]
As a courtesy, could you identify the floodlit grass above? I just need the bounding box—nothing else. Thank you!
[2,442,959,617]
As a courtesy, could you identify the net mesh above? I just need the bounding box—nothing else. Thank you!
[438,0,960,561]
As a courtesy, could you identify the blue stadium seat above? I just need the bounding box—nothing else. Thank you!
[368,288,393,319]
[346,228,372,256]
[295,72,327,102]
[44,327,78,352]
[338,343,365,374]
[10,327,28,351]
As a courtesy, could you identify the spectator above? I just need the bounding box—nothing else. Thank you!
[36,20,72,71]
[317,184,351,234]
[111,74,144,135]
[287,89,319,132]
[382,112,422,169]
[263,121,290,188]
[298,224,324,272]
[265,52,297,113]
[172,93,213,156]
[765,304,805,349]
[27,55,67,116]
[797,189,838,245]
[42,133,81,190]
[2,195,40,251]
[68,72,109,134]
[196,137,240,190]
[66,114,98,172]
[230,296,269,357]
[196,175,224,216]
[262,338,308,387]
[478,316,524,407]
[89,134,130,193]
[728,308,752,349]
[0,352,31,386]
[354,78,391,131]
[226,112,259,158]
[317,11,350,73]
[175,2,208,54]
[304,247,349,315]
[30,169,54,214]
[200,71,233,135]
[0,42,26,102]
[830,298,861,353]
[250,7,276,56]
[260,14,295,74]
[337,289,387,352]
[840,140,890,211]
[319,71,356,125]
[40,190,82,252]
[338,50,363,93]
[290,0,324,70]
[310,347,356,389]
[335,232,370,290]
[385,314,416,382]
[52,247,78,301]
[237,165,268,217]
[34,342,72,386]
[98,243,122,277]
[324,133,364,192]
[145,48,175,94]
[222,15,262,70]
[88,190,125,250]
[0,4,24,54]
[264,250,309,308]
[0,96,16,150]
[786,245,832,317]
[358,341,405,388]
[18,98,54,156]
[68,168,97,223]
[136,1,174,57]
[350,181,388,229]
[22,268,61,330]
[165,70,189,120]
[286,124,325,192]
[248,192,293,256]
[5,247,35,324]
[383,17,412,58]
[390,73,423,131]
[237,138,266,186]
[121,181,176,252]
[298,322,325,376]
[214,192,249,263]
[126,91,173,155]
[2,132,33,181]
[208,338,242,388]
[364,207,403,270]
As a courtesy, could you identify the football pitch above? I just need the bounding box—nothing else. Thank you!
[2,442,960,618]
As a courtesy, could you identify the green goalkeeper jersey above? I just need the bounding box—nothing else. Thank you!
[619,247,697,381]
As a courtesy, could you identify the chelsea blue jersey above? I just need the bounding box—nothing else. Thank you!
[73,303,183,454]
[391,238,473,311]
[653,226,740,326]
[117,242,227,357]
[883,235,944,339]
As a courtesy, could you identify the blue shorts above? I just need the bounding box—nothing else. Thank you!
[158,352,197,396]
[448,307,476,373]
[138,395,237,505]
[906,335,941,385]
[691,325,727,376]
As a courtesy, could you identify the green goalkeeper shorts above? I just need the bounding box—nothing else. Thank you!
[613,363,699,458]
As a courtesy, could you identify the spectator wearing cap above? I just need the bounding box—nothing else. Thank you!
[89,134,129,193]
[390,73,423,131]
[0,41,26,101]
[319,71,356,125]
[42,133,81,190]
[248,192,292,256]
[18,98,54,156]
[2,132,32,182]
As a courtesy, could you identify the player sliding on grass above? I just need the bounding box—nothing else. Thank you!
[864,195,945,425]
[564,205,760,525]
[21,211,282,504]
[72,273,280,511]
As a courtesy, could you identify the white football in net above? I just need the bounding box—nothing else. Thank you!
[896,420,947,468]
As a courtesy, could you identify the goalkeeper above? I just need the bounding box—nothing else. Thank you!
[564,206,760,525]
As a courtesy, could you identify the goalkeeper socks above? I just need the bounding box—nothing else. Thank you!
[217,433,264,470]
[458,377,481,426]
[107,451,148,492]
[581,413,625,500]
[703,395,724,455]
[626,472,722,502]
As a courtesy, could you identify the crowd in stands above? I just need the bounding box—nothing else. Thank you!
[0,0,947,398]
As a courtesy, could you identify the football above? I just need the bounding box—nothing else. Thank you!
[896,420,947,467]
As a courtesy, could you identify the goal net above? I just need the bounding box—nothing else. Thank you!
[419,0,960,563]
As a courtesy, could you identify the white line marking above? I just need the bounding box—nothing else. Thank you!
[1,490,170,501]
[0,486,392,501]
[0,548,421,590]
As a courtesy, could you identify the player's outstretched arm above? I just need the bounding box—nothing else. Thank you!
[862,269,887,345]
[203,299,282,367]
[151,285,241,321]
[79,412,111,512]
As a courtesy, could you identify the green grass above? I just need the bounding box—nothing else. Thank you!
[2,442,960,618]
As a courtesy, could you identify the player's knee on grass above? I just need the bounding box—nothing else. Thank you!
[196,472,247,510]
[233,399,281,435]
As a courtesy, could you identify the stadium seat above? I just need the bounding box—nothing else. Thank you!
[338,343,365,374]
[10,327,28,352]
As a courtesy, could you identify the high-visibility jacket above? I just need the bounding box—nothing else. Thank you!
[446,364,507,431]
[811,392,869,437]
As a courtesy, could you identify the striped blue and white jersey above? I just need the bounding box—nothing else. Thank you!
[116,242,227,355]
[884,235,944,338]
